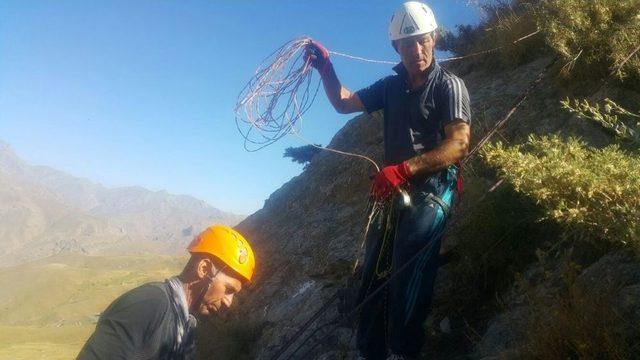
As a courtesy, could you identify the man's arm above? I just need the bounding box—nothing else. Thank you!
[405,120,470,177]
[370,120,470,200]
[305,41,365,114]
[319,64,365,114]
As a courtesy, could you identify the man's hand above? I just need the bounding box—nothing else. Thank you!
[304,39,365,114]
[371,162,411,200]
[304,40,331,76]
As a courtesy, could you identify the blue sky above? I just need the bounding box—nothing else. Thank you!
[0,1,480,215]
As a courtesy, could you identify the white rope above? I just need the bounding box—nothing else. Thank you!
[329,29,542,65]
[328,50,396,65]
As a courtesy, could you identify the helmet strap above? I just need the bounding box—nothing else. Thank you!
[192,263,227,312]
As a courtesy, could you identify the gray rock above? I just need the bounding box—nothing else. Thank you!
[474,308,527,358]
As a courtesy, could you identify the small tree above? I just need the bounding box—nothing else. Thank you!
[483,135,640,247]
[538,0,640,83]
[283,144,322,167]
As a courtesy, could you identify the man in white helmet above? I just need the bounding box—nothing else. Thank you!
[306,2,470,359]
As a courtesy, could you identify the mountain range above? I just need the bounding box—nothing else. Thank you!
[0,140,244,266]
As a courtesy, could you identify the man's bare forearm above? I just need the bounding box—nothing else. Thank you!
[405,139,468,176]
[405,122,470,177]
[319,64,364,114]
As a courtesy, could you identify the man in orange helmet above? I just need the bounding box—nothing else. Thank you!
[77,225,256,360]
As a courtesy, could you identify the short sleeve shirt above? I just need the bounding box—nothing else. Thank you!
[356,61,471,166]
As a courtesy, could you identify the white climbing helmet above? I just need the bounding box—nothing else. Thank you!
[388,1,438,41]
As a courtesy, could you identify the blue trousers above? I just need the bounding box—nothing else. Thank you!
[356,167,456,359]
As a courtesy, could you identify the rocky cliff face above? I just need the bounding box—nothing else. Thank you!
[209,55,639,359]
[233,110,384,358]
[0,142,244,265]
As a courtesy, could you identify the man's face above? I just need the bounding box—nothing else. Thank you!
[197,270,243,317]
[395,33,436,75]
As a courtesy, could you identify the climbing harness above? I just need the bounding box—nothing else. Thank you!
[425,192,450,218]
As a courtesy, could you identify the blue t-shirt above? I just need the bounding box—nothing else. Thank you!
[356,61,471,166]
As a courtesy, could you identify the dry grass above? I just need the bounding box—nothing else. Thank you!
[0,254,184,359]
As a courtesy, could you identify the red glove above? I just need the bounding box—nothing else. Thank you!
[304,40,331,76]
[371,161,411,200]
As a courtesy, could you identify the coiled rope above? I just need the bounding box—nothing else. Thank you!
[235,37,318,152]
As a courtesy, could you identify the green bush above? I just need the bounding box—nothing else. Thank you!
[437,0,545,69]
[482,135,640,247]
[538,0,640,83]
[439,0,640,84]
[562,98,640,146]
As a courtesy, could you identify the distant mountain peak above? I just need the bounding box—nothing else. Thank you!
[0,140,246,266]
[0,139,27,175]
[0,139,17,157]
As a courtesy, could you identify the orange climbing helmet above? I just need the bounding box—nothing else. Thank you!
[187,225,256,283]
